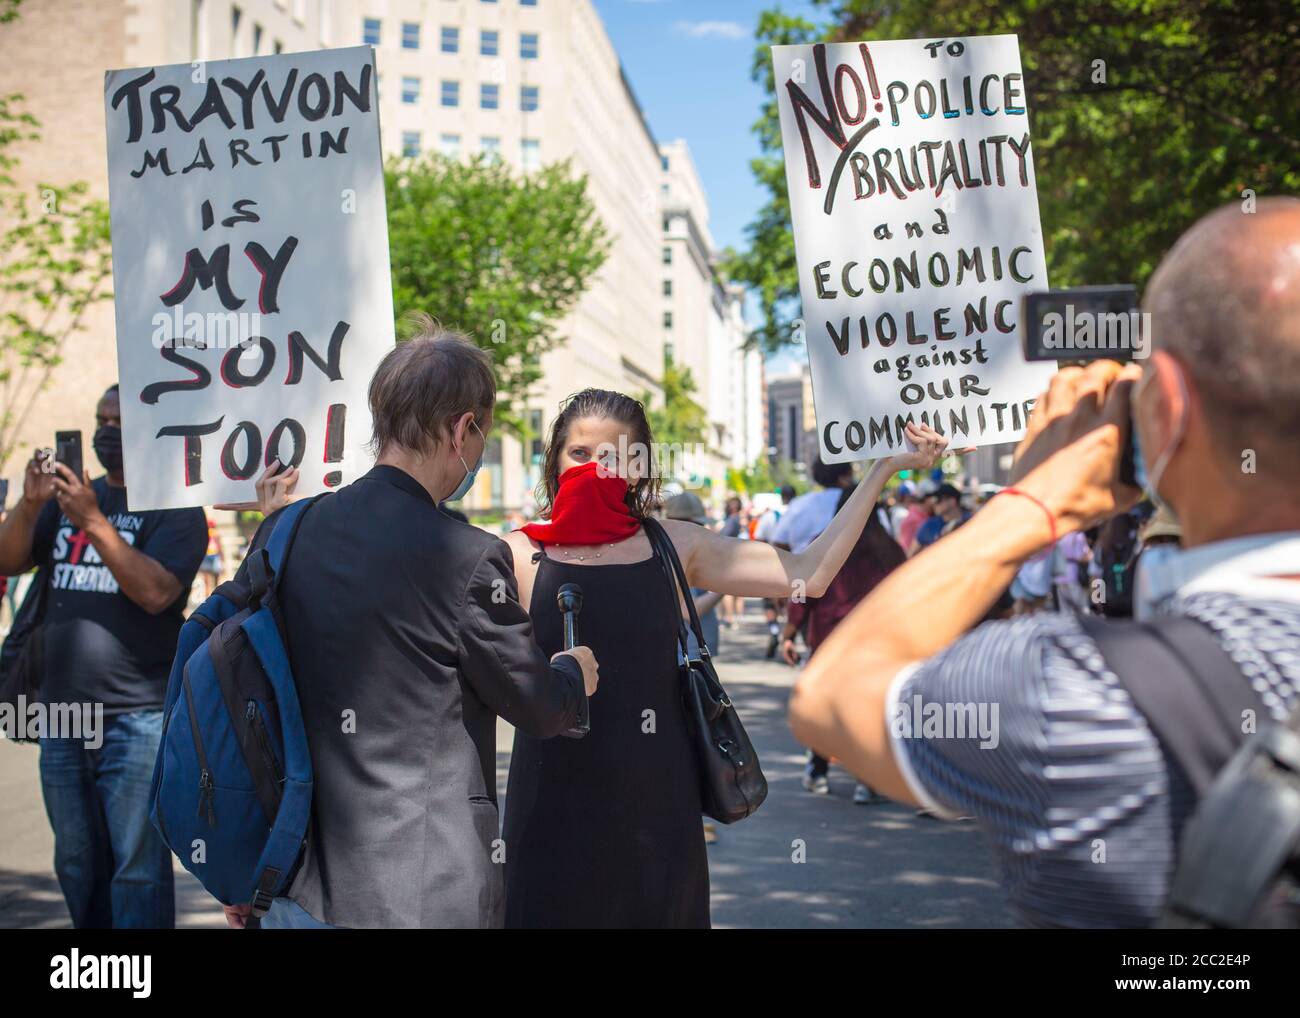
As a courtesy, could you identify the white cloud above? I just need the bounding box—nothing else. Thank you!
[673,20,748,40]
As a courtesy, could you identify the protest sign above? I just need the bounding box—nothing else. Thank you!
[103,45,394,510]
[771,35,1055,462]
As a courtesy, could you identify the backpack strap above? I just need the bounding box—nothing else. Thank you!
[1077,613,1265,797]
[246,495,327,609]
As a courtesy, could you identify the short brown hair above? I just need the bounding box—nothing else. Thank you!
[368,314,495,456]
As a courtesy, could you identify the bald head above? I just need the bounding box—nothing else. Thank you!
[1145,197,1300,473]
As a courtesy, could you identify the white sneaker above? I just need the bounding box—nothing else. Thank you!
[801,773,830,795]
[853,783,880,805]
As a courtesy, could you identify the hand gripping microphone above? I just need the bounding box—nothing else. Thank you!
[557,583,590,739]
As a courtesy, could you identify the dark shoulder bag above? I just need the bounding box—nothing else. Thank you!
[642,517,767,824]
[1079,613,1300,928]
[0,569,50,743]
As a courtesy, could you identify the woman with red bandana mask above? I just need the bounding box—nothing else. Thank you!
[501,389,948,928]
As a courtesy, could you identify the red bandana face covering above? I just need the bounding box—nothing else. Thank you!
[519,461,641,546]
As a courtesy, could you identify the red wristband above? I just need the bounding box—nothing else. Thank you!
[998,486,1058,545]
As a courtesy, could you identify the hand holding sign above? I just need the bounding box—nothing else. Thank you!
[213,459,300,515]
[880,422,950,474]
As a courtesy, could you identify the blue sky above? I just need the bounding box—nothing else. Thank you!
[590,0,819,372]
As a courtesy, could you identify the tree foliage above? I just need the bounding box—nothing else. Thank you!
[0,90,113,470]
[385,154,611,434]
[642,355,707,449]
[728,0,1300,352]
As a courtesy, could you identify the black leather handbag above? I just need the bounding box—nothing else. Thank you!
[643,517,767,824]
[0,569,49,743]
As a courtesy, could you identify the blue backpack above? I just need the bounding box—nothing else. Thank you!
[150,496,322,915]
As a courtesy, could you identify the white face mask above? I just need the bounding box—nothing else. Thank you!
[1136,362,1189,513]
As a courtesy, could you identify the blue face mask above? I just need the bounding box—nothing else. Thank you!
[447,420,485,502]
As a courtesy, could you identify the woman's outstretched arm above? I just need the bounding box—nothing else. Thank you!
[669,423,948,599]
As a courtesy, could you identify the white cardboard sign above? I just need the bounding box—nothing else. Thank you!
[103,46,394,510]
[772,35,1054,462]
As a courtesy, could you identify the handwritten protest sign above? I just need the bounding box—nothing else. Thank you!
[103,46,394,510]
[772,35,1054,462]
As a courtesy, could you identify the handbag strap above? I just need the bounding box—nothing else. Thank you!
[644,517,719,662]
[641,516,696,660]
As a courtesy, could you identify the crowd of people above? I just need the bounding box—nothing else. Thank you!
[1,198,1297,930]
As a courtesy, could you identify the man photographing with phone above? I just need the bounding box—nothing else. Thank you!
[790,197,1300,927]
[0,383,208,928]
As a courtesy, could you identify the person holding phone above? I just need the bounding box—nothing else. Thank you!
[0,383,208,929]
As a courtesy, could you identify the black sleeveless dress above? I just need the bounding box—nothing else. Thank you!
[502,549,711,928]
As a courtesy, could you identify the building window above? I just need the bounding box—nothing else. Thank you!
[520,32,538,59]
[401,131,421,158]
[662,247,672,265]
[253,22,264,53]
[440,133,461,158]
[401,21,420,49]
[362,17,380,45]
[480,29,498,56]
[480,83,499,110]
[231,5,243,53]
[663,311,673,330]
[274,39,283,54]
[521,0,538,6]
[661,154,669,170]
[441,80,460,107]
[521,138,540,171]
[440,26,458,53]
[520,85,539,112]
[401,76,420,104]
[481,136,501,159]
[663,279,672,297]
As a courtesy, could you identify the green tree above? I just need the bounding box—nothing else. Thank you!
[730,0,1300,351]
[385,154,610,434]
[642,355,707,448]
[728,457,804,498]
[0,90,113,470]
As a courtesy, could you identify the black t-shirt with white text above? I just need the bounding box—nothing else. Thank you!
[31,478,208,714]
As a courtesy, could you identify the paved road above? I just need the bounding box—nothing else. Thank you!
[0,605,1013,928]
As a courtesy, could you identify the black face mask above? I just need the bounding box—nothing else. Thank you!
[93,425,123,473]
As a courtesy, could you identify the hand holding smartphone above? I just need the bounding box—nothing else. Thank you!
[55,430,84,482]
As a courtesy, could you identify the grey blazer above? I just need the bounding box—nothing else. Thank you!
[251,465,583,928]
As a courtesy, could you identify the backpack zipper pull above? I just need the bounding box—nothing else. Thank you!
[198,768,217,828]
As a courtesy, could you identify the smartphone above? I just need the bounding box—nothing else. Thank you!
[0,478,9,510]
[55,430,83,482]
[1019,287,1147,490]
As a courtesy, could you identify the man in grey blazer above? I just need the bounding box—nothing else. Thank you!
[226,326,599,929]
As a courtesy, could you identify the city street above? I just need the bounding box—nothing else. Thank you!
[0,603,1012,930]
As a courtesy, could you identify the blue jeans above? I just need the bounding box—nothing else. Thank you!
[39,709,174,928]
[261,898,336,929]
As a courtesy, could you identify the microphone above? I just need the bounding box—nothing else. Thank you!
[557,583,589,739]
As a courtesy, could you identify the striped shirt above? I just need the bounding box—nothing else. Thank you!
[889,590,1300,927]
